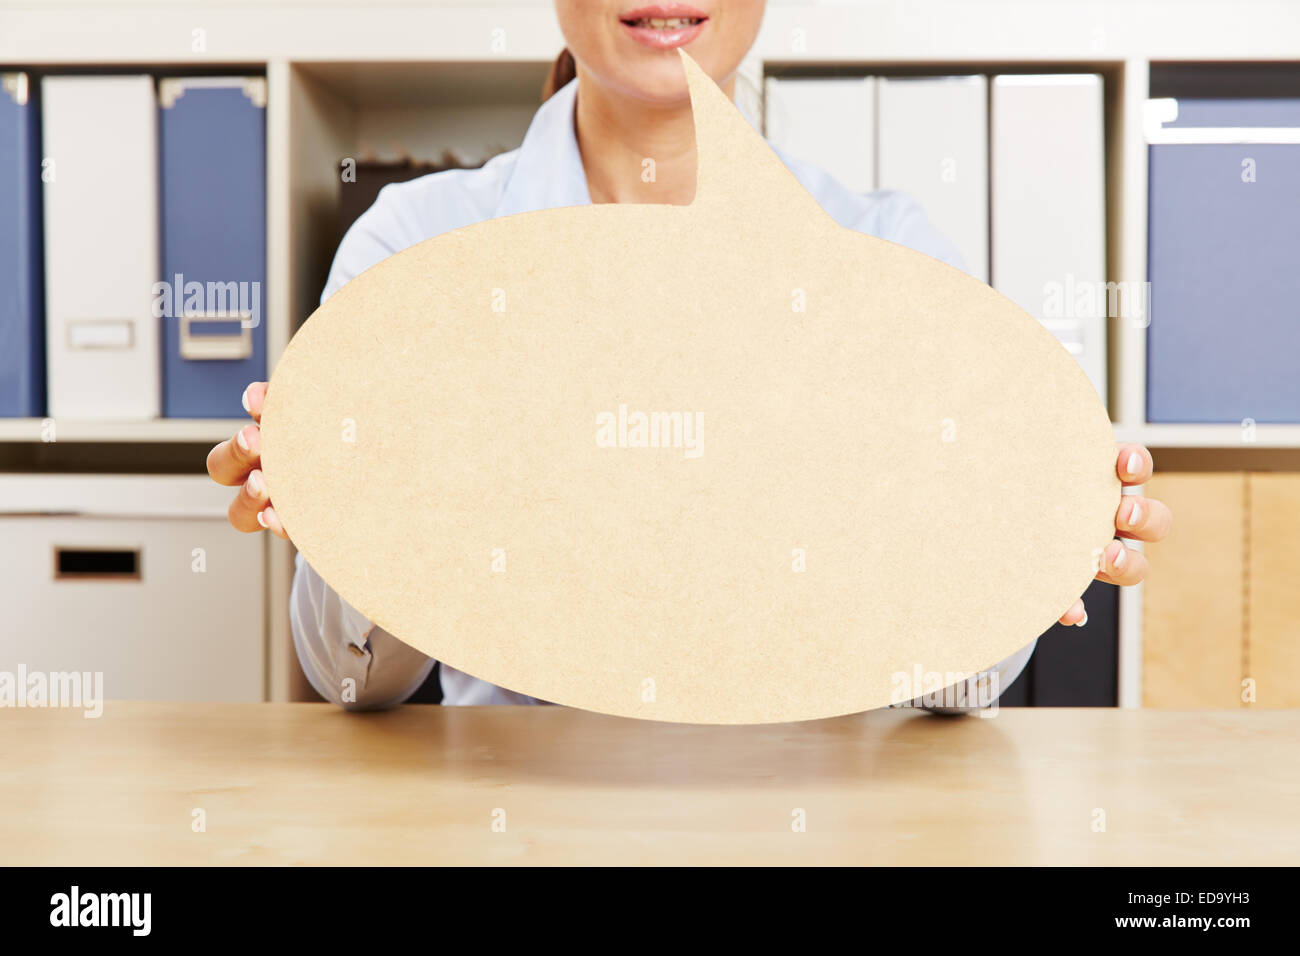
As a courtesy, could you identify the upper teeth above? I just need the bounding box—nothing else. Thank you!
[634,17,700,28]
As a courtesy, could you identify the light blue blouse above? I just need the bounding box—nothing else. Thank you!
[291,77,1035,711]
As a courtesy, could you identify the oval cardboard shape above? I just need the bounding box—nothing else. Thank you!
[261,52,1119,724]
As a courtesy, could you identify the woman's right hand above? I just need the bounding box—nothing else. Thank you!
[206,382,288,539]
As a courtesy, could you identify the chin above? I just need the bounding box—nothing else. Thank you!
[614,49,719,104]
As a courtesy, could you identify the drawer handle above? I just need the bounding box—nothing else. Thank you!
[180,311,254,361]
[67,319,134,350]
[54,547,141,581]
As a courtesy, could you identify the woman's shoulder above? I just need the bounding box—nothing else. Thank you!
[321,150,521,303]
[770,146,968,273]
[372,150,522,238]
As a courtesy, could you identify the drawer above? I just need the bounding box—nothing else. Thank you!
[0,512,264,702]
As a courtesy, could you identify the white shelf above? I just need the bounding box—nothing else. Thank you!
[0,473,236,517]
[10,419,1295,450]
[1114,424,1300,449]
[0,418,244,444]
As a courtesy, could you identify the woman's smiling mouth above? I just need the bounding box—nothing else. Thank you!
[620,5,709,50]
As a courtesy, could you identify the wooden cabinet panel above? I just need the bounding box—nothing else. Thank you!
[1247,473,1300,707]
[1142,473,1245,707]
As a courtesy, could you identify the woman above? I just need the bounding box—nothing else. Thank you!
[206,0,1172,710]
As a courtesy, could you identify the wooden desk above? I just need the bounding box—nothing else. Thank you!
[1,703,1295,865]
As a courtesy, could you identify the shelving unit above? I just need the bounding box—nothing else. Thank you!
[3,0,1297,706]
[0,418,246,443]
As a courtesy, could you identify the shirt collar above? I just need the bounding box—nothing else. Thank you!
[495,79,592,218]
[493,77,763,218]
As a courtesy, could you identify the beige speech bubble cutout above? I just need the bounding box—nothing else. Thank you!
[261,51,1119,724]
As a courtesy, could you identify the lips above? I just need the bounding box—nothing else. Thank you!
[619,4,709,50]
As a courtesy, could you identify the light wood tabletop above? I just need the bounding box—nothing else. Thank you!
[1,702,1295,865]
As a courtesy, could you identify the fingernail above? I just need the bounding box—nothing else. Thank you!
[241,385,252,414]
[1126,452,1142,477]
[256,509,268,528]
[236,427,250,452]
[1075,610,1088,628]
[246,470,265,498]
[1111,543,1127,569]
[1127,499,1143,527]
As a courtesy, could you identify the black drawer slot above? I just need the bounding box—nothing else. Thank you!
[54,547,141,580]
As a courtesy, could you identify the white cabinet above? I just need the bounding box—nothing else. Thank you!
[0,476,265,701]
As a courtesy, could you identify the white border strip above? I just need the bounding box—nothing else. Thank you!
[1145,97,1300,144]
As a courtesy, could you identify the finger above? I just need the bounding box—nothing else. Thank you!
[1096,539,1147,587]
[1115,494,1173,543]
[228,468,270,533]
[241,382,268,424]
[206,423,261,487]
[257,504,290,540]
[1116,442,1153,486]
[1058,598,1088,627]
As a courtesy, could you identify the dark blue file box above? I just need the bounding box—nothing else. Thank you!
[159,78,267,417]
[1148,98,1300,422]
[0,73,45,417]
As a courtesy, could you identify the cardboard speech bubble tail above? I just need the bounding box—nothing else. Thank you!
[677,50,834,228]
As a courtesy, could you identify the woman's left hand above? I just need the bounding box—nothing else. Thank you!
[1057,443,1172,626]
